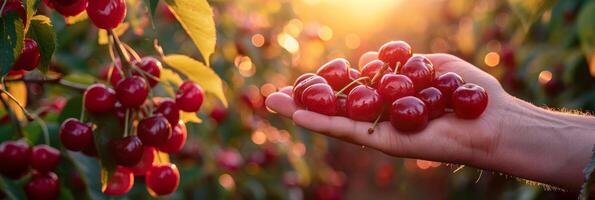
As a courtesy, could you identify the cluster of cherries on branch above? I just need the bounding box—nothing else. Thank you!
[293,41,488,132]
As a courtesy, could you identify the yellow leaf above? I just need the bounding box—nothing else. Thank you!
[164,0,216,66]
[163,54,227,107]
[180,111,202,123]
[159,68,183,97]
[97,23,130,45]
[65,11,88,25]
[0,81,27,121]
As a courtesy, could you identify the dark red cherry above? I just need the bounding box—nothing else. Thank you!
[335,96,348,117]
[110,136,143,167]
[451,83,488,119]
[45,0,88,17]
[416,87,446,119]
[137,115,172,147]
[398,55,435,90]
[434,72,465,107]
[378,41,412,70]
[347,85,383,122]
[132,57,162,87]
[301,83,337,116]
[60,118,93,151]
[86,0,127,29]
[145,164,180,196]
[390,96,428,132]
[12,38,41,71]
[358,51,378,70]
[129,147,156,176]
[30,144,61,172]
[216,149,244,172]
[154,98,180,126]
[360,60,392,88]
[293,75,328,107]
[103,166,134,196]
[209,105,228,124]
[316,58,352,91]
[377,74,415,103]
[293,73,316,87]
[175,81,204,112]
[107,61,123,87]
[24,172,59,200]
[84,84,116,113]
[1,0,26,25]
[0,140,31,179]
[159,122,187,153]
[113,102,126,122]
[116,76,149,108]
[82,137,98,157]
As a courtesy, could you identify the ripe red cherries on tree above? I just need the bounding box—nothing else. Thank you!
[60,118,93,151]
[0,140,31,179]
[24,172,60,200]
[103,166,134,196]
[175,81,204,112]
[87,0,127,29]
[154,98,180,126]
[378,41,412,69]
[138,115,172,147]
[301,83,337,116]
[110,136,143,167]
[44,0,88,17]
[84,84,116,112]
[12,38,41,71]
[30,144,61,172]
[116,76,149,108]
[159,122,187,153]
[133,57,162,87]
[451,83,488,119]
[390,96,429,132]
[146,164,180,196]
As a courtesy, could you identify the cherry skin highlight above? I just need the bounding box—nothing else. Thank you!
[132,57,162,87]
[116,76,149,108]
[316,58,352,91]
[416,87,446,119]
[378,41,412,70]
[0,140,31,179]
[434,72,465,107]
[30,144,61,172]
[129,147,157,176]
[398,55,435,90]
[60,118,93,151]
[360,60,392,88]
[358,51,379,70]
[110,136,144,167]
[86,0,127,29]
[24,172,59,200]
[451,83,488,119]
[103,166,134,196]
[159,121,187,153]
[84,84,116,113]
[45,0,88,17]
[377,74,415,103]
[146,164,180,196]
[390,96,428,132]
[175,81,204,112]
[301,83,337,116]
[138,115,172,147]
[293,75,328,107]
[154,98,180,126]
[12,38,41,71]
[347,85,384,122]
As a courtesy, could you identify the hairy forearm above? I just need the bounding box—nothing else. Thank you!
[482,95,595,191]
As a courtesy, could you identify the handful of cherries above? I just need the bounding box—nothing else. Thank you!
[293,41,488,133]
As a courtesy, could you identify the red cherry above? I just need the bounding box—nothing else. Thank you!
[84,84,116,113]
[132,57,162,87]
[434,72,465,107]
[86,0,126,29]
[345,68,362,93]
[107,61,123,87]
[82,137,98,157]
[216,149,243,172]
[377,74,415,103]
[175,81,204,112]
[209,105,228,124]
[60,118,93,151]
[154,98,180,126]
[30,144,61,172]
[110,136,143,167]
[116,76,149,108]
[378,41,412,69]
[316,58,352,91]
[358,51,378,70]
[347,85,384,122]
[159,122,187,153]
[24,172,59,200]
[45,0,88,17]
[146,164,180,196]
[416,87,446,119]
[113,102,126,121]
[293,73,316,87]
[361,60,392,83]
[138,115,172,147]
[451,83,488,119]
[1,0,26,25]
[103,166,134,196]
[129,147,156,176]
[390,96,428,132]
[398,55,435,90]
[12,38,41,71]
[7,69,26,77]
[335,96,348,117]
[0,140,31,179]
[301,83,337,116]
[293,75,328,107]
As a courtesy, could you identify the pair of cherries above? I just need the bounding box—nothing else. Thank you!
[293,41,488,132]
[0,140,61,200]
[42,0,126,29]
[1,0,41,74]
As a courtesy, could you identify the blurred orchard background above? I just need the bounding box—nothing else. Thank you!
[2,0,594,199]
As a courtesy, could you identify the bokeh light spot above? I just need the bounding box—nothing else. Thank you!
[484,52,500,67]
[538,70,553,85]
[251,34,265,47]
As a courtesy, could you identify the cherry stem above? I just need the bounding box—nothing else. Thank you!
[79,95,86,122]
[108,29,133,77]
[370,63,389,86]
[0,88,33,120]
[453,165,465,173]
[0,0,8,18]
[335,77,369,96]
[367,112,383,134]
[393,62,401,74]
[122,43,141,61]
[123,108,130,137]
[0,93,22,137]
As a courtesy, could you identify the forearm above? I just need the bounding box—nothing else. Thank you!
[482,96,595,191]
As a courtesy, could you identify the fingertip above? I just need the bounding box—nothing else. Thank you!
[280,86,293,95]
[265,92,297,118]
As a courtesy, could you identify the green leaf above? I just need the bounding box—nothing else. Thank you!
[164,0,216,66]
[580,145,595,200]
[144,0,159,20]
[0,13,25,76]
[163,54,227,107]
[0,176,26,200]
[87,112,124,188]
[577,0,595,77]
[27,15,56,73]
[66,152,111,200]
[507,0,556,30]
[58,95,82,123]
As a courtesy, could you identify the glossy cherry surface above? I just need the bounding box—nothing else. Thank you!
[1,0,26,25]
[293,75,328,107]
[87,0,127,29]
[108,61,123,87]
[377,74,415,103]
[110,136,143,167]
[0,140,31,179]
[378,41,412,69]
[103,166,134,196]
[45,0,88,17]
[416,87,446,119]
[146,164,180,196]
[60,118,93,151]
[84,84,116,112]
[12,38,41,71]
[129,147,156,176]
[358,51,378,70]
[398,55,435,90]
[30,144,61,172]
[360,60,392,87]
[116,76,149,108]
[24,172,59,200]
[132,57,162,87]
[138,115,172,147]
[434,72,465,107]
[293,73,316,87]
[301,83,337,116]
[154,98,180,126]
[175,81,204,112]
[316,58,352,91]
[335,96,348,117]
[347,85,383,122]
[390,96,428,132]
[159,122,187,153]
[451,83,488,119]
